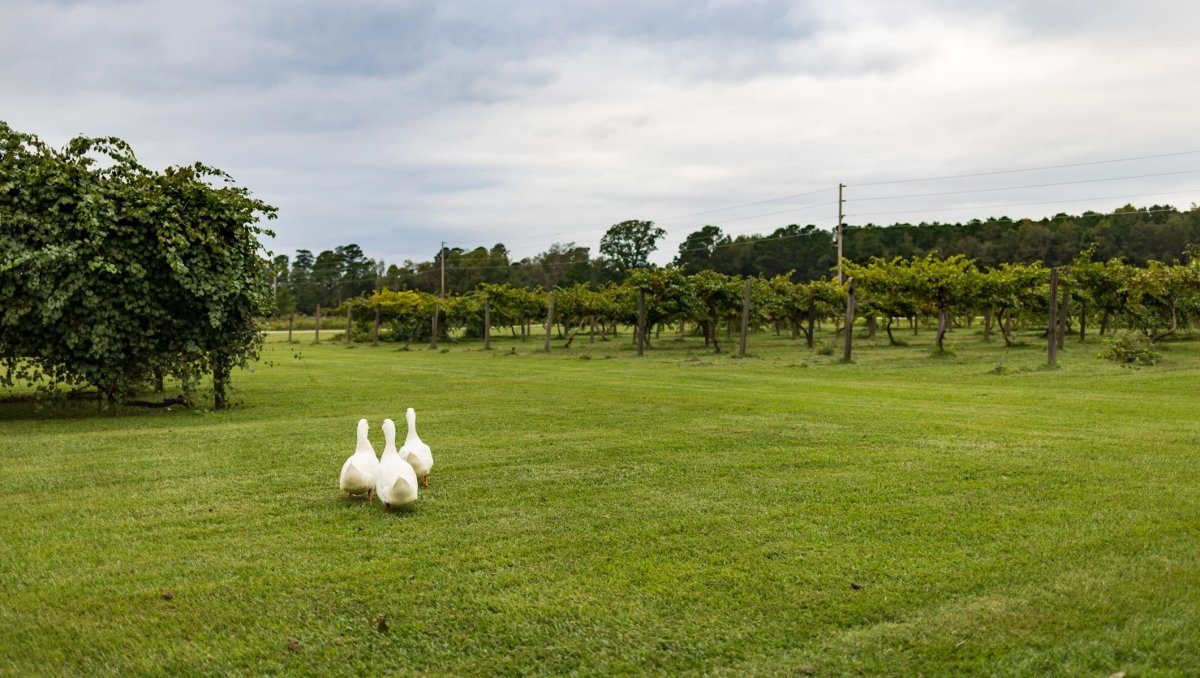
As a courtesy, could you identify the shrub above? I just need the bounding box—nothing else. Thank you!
[1098,333,1161,366]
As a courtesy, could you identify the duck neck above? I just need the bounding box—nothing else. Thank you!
[405,410,419,443]
[356,425,373,454]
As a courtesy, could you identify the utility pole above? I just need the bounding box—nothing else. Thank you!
[837,183,845,283]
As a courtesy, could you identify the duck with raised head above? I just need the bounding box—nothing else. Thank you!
[400,407,434,489]
[339,419,381,501]
[376,418,419,510]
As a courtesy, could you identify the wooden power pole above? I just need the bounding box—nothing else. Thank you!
[837,183,845,283]
[439,241,446,299]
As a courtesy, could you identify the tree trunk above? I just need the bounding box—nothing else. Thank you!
[806,302,816,349]
[935,308,950,351]
[431,303,439,349]
[738,278,751,358]
[636,290,646,356]
[1079,300,1087,343]
[866,315,877,340]
[543,291,555,352]
[483,297,492,350]
[842,277,856,361]
[565,318,587,348]
[1048,268,1058,366]
[885,316,896,346]
[1056,283,1068,350]
[213,355,229,410]
[711,310,722,353]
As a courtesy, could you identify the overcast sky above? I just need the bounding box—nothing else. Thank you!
[4,0,1199,266]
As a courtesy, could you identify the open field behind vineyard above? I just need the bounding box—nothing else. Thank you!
[2,325,1199,676]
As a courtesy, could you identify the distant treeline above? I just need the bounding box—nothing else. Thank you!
[272,204,1200,315]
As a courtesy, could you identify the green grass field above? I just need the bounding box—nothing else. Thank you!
[2,324,1199,676]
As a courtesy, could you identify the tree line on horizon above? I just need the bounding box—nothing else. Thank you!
[273,205,1200,315]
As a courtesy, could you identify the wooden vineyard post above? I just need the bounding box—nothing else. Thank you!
[483,295,492,350]
[1079,300,1087,343]
[738,277,751,358]
[372,304,380,346]
[636,289,646,356]
[314,306,321,344]
[544,290,555,352]
[287,313,294,342]
[842,277,856,362]
[431,303,439,350]
[1048,268,1058,366]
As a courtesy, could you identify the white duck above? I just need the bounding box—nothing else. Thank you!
[339,418,381,501]
[375,418,419,510]
[400,407,434,488]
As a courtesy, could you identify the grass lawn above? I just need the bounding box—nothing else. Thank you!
[2,323,1199,676]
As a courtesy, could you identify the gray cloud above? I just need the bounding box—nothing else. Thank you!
[3,0,1198,266]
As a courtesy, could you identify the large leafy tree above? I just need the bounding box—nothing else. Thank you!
[0,121,276,409]
[599,220,666,272]
[675,225,728,272]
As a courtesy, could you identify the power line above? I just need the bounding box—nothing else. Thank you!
[848,168,1200,203]
[850,150,1200,187]
[655,186,834,222]
[847,187,1200,220]
[469,187,836,246]
[844,205,1185,229]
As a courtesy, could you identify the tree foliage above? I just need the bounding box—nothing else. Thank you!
[600,220,666,273]
[0,121,276,408]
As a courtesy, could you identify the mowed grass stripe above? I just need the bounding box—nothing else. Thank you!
[1,327,1198,675]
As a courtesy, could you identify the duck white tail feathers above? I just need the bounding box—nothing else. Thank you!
[340,458,374,495]
[378,474,419,507]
